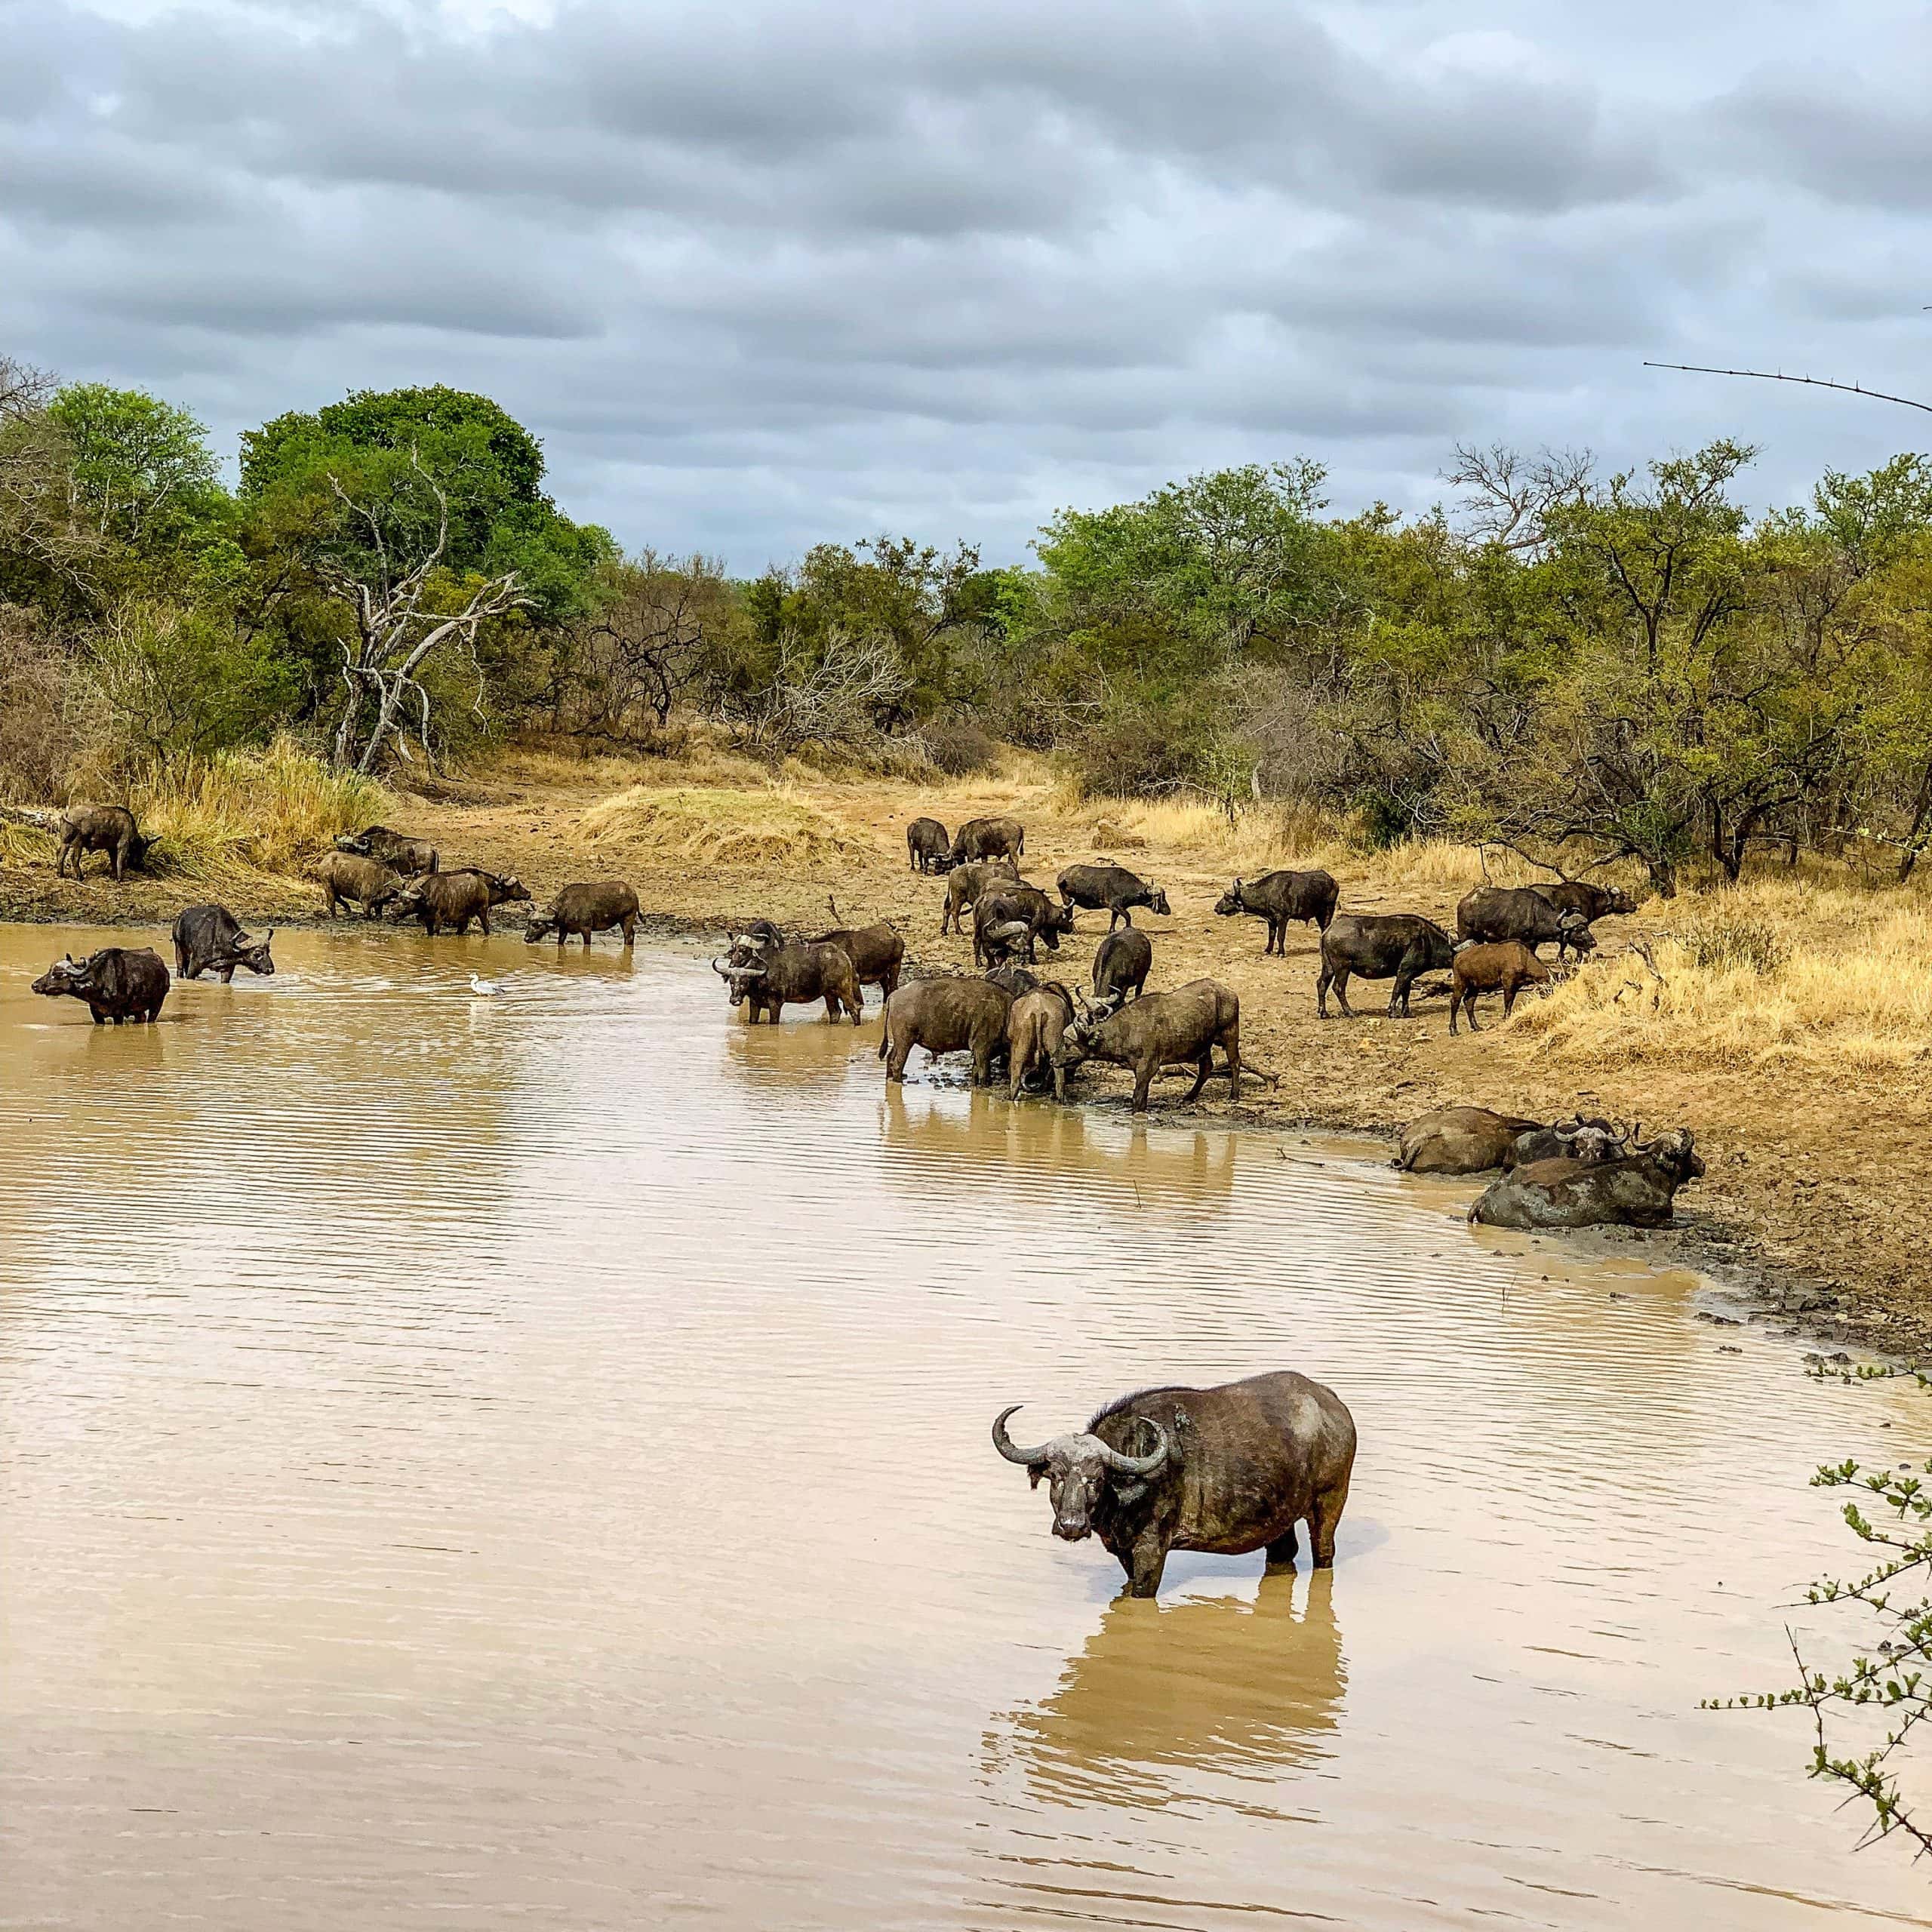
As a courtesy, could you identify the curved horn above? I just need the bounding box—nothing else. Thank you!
[1100,1417,1169,1478]
[711,956,731,975]
[992,1404,1051,1466]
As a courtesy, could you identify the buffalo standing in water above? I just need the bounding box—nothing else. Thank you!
[992,1371,1358,1598]
[879,976,1013,1084]
[172,903,275,982]
[32,946,171,1023]
[1052,978,1241,1112]
[389,869,531,936]
[714,940,863,1025]
[57,805,156,881]
[525,881,641,948]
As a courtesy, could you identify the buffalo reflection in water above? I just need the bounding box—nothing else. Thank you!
[992,1567,1345,1812]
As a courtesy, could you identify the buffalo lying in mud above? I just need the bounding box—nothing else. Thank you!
[906,817,954,873]
[1534,880,1637,926]
[526,880,640,948]
[1395,1107,1625,1175]
[1008,982,1078,1100]
[389,869,531,937]
[951,814,1025,866]
[1091,928,1152,1009]
[1214,869,1338,954]
[715,939,863,1025]
[940,857,1021,934]
[172,904,274,982]
[57,805,155,881]
[318,852,405,919]
[1317,913,1457,1019]
[334,825,438,876]
[1057,862,1170,931]
[880,976,1012,1084]
[974,886,1074,967]
[1449,941,1549,1034]
[1457,886,1596,964]
[32,946,171,1023]
[1471,1128,1706,1230]
[806,915,905,1003]
[992,1370,1358,1598]
[1053,977,1241,1112]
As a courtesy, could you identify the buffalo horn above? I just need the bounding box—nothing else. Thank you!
[1100,1417,1169,1477]
[992,1404,1051,1466]
[710,956,731,975]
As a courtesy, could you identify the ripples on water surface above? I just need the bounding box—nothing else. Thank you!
[2,925,1929,1930]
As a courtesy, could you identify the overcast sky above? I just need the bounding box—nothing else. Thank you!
[4,0,1929,569]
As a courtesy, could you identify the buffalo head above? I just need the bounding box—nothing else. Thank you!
[992,1405,1171,1540]
[32,953,94,998]
[1635,1126,1705,1186]
[333,832,374,857]
[490,873,531,905]
[1146,886,1172,915]
[225,929,275,977]
[712,954,767,1004]
[1214,881,1244,917]
[1556,910,1597,954]
[525,912,558,943]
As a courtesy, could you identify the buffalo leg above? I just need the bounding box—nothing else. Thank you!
[1269,919,1284,955]
[1123,1533,1169,1599]
[1223,1022,1241,1101]
[1265,1527,1299,1568]
[219,966,235,985]
[1183,1051,1212,1103]
[1502,984,1519,1018]
[1320,969,1352,1018]
[1131,1057,1155,1112]
[1389,968,1414,1018]
[478,912,491,936]
[1308,1470,1351,1568]
[175,948,190,977]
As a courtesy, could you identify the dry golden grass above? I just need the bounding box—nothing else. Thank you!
[579,784,867,869]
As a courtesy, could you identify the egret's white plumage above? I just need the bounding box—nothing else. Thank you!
[469,973,502,997]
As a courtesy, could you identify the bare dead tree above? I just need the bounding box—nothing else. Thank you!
[1443,443,1595,553]
[0,354,56,423]
[1644,362,1932,417]
[554,552,724,745]
[319,457,529,774]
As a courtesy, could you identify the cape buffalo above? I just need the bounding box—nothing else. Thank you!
[1449,940,1550,1034]
[32,946,171,1023]
[172,903,275,982]
[525,881,641,948]
[879,977,1012,1084]
[318,852,405,919]
[57,805,155,881]
[984,963,1044,998]
[1507,1118,1622,1167]
[1214,869,1339,953]
[1091,927,1152,1009]
[805,919,905,1003]
[951,815,1025,865]
[1317,913,1457,1018]
[714,940,863,1025]
[977,918,1037,968]
[974,886,1074,967]
[1053,977,1241,1112]
[334,825,438,875]
[1394,1106,1546,1174]
[992,1370,1358,1598]
[1534,880,1637,925]
[1008,982,1078,1100]
[1457,886,1596,963]
[1471,1129,1706,1230]
[389,869,531,936]
[940,857,1020,934]
[906,817,953,873]
[1057,862,1170,931]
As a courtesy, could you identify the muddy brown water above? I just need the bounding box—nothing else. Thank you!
[3,924,1930,1930]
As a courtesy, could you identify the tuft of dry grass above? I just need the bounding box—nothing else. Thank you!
[579,784,866,869]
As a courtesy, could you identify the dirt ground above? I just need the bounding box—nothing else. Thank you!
[8,760,1924,1357]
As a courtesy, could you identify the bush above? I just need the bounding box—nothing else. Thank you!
[0,604,78,799]
[1681,912,1789,975]
[921,717,998,776]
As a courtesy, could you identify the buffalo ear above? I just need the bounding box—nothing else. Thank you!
[1027,1466,1044,1491]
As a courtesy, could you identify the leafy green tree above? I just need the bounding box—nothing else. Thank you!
[46,383,226,552]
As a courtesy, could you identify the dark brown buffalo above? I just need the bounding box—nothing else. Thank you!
[32,946,171,1023]
[1214,869,1338,953]
[1534,880,1637,925]
[172,903,275,982]
[714,940,863,1024]
[906,817,953,873]
[1057,862,1170,931]
[878,977,1013,1084]
[389,869,531,936]
[974,885,1074,967]
[525,881,641,948]
[1317,913,1457,1018]
[334,824,438,875]
[317,852,405,919]
[806,920,906,1003]
[1449,940,1550,1034]
[1053,977,1241,1112]
[1008,982,1078,1100]
[1471,1130,1706,1230]
[1091,927,1152,1009]
[992,1371,1358,1598]
[57,805,155,881]
[1394,1106,1546,1174]
[940,857,1020,934]
[1457,886,1596,963]
[950,815,1025,865]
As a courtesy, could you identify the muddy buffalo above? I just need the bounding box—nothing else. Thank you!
[318,852,405,919]
[525,881,641,948]
[992,1370,1358,1598]
[32,946,171,1024]
[389,869,531,937]
[1008,981,1078,1100]
[1471,1129,1706,1230]
[1214,869,1338,954]
[1057,862,1170,931]
[950,815,1025,865]
[1317,913,1457,1018]
[906,817,953,873]
[940,857,1021,934]
[714,940,863,1025]
[334,825,438,875]
[1394,1106,1546,1175]
[879,977,1012,1084]
[1457,886,1596,963]
[974,886,1074,967]
[57,805,155,881]
[1091,928,1152,1009]
[1053,977,1241,1112]
[1449,940,1550,1034]
[172,904,275,982]
[806,920,906,1003]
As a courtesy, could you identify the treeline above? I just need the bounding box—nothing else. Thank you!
[7,354,1932,894]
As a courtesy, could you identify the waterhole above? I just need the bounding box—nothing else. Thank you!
[2,926,1927,1929]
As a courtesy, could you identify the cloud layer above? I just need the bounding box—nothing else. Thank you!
[5,0,1930,565]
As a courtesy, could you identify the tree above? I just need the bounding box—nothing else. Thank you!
[45,383,225,550]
